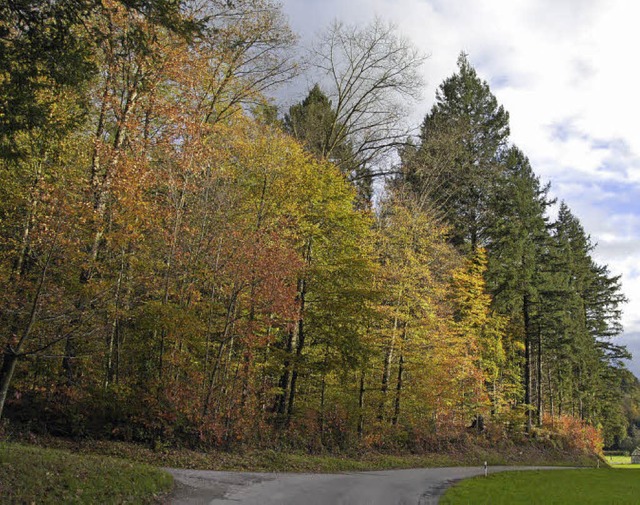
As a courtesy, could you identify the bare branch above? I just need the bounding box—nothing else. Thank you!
[308,17,427,170]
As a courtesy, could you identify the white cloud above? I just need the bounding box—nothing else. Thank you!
[279,0,640,372]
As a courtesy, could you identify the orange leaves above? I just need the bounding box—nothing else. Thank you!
[542,414,604,454]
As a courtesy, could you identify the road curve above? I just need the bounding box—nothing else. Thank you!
[166,465,567,504]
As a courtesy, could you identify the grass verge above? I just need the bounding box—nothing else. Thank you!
[441,468,640,504]
[17,435,596,473]
[0,442,173,504]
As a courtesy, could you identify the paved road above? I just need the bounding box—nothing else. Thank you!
[166,465,566,504]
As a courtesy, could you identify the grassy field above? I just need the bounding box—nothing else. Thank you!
[0,443,173,504]
[441,468,640,504]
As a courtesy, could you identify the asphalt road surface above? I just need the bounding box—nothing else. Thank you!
[166,465,565,504]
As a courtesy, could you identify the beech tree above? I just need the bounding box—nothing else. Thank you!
[369,187,478,433]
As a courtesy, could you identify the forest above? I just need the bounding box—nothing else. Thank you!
[1,0,639,454]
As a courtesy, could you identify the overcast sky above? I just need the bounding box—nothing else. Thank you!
[277,0,640,375]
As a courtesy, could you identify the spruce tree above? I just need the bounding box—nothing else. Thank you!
[536,203,628,441]
[486,146,552,428]
[407,53,510,251]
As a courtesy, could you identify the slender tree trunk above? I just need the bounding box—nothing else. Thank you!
[547,365,554,420]
[0,232,56,419]
[241,176,268,410]
[278,239,311,424]
[86,88,139,276]
[259,331,272,412]
[202,285,217,395]
[216,333,236,416]
[379,311,400,421]
[319,343,331,440]
[203,293,238,417]
[558,368,564,417]
[286,276,307,422]
[392,353,404,426]
[157,173,188,382]
[105,248,126,389]
[357,372,366,437]
[523,292,533,433]
[274,327,295,416]
[392,324,407,426]
[0,350,19,419]
[536,324,542,426]
[319,373,326,440]
[62,336,76,385]
[13,160,43,278]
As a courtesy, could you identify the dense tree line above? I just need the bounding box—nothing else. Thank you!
[403,54,632,445]
[0,1,635,451]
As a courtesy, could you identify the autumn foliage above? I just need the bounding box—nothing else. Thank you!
[0,0,630,455]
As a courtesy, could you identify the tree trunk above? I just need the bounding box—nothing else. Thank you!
[0,235,55,419]
[104,248,126,389]
[85,87,139,280]
[392,353,404,426]
[357,372,365,437]
[379,309,400,421]
[536,323,542,426]
[203,293,238,417]
[286,276,307,422]
[319,373,327,439]
[279,239,311,424]
[274,327,295,416]
[13,160,42,278]
[557,368,564,417]
[0,349,19,420]
[547,366,554,421]
[62,336,76,386]
[523,292,533,433]
[392,323,407,426]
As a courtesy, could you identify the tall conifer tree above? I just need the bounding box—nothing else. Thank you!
[406,53,510,251]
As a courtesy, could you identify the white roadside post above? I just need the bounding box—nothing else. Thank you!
[484,461,488,477]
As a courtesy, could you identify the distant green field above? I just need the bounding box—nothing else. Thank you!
[441,468,640,505]
[606,454,640,468]
[607,455,630,464]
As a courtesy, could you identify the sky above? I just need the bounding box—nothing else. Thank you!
[277,0,640,375]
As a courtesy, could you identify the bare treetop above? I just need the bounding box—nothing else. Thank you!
[309,17,427,173]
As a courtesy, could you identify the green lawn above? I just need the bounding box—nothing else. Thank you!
[0,443,173,504]
[441,468,640,505]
